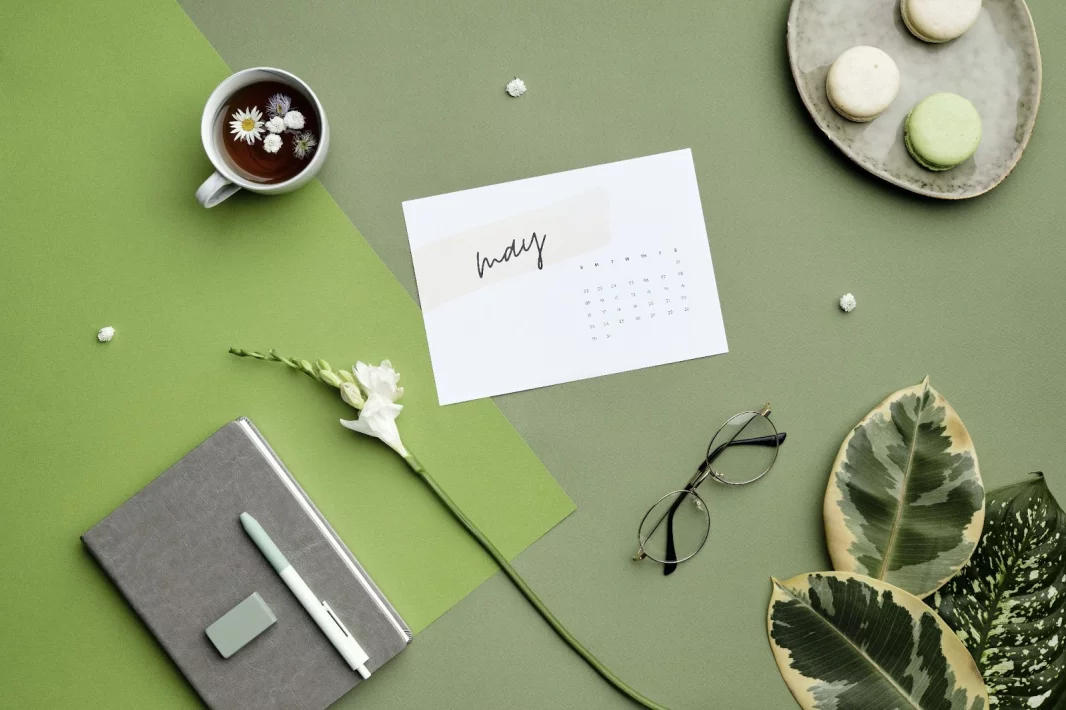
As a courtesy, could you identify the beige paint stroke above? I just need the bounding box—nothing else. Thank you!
[413,189,611,311]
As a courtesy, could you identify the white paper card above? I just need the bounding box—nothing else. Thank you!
[402,149,728,405]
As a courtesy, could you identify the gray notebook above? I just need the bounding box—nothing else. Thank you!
[82,418,411,710]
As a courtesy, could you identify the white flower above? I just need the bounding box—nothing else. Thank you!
[354,360,404,402]
[340,381,365,410]
[505,77,526,98]
[839,293,857,313]
[283,110,305,130]
[97,326,115,342]
[229,107,264,144]
[341,393,407,457]
[265,116,286,134]
[263,134,283,154]
[292,131,317,159]
[265,93,292,118]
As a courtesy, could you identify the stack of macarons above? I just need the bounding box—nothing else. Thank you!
[824,0,984,171]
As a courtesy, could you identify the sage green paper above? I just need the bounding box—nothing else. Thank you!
[155,0,1066,707]
[7,0,1066,708]
[0,1,573,705]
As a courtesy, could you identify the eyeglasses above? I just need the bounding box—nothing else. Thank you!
[633,404,785,576]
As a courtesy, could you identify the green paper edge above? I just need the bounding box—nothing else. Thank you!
[0,1,574,706]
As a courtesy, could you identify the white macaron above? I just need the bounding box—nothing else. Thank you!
[902,0,982,43]
[826,47,901,123]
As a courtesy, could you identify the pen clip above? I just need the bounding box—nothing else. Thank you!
[321,601,352,639]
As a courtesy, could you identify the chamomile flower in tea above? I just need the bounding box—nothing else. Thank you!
[265,93,291,118]
[220,81,320,183]
[265,116,286,134]
[283,110,305,130]
[263,134,283,154]
[229,107,264,144]
[293,131,317,159]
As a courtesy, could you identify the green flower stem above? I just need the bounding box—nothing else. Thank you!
[229,348,345,389]
[230,347,667,709]
[403,452,668,710]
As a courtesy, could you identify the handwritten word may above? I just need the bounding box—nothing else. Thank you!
[476,232,547,279]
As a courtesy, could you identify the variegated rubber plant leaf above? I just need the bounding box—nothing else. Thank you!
[932,473,1066,709]
[768,571,988,710]
[824,377,985,597]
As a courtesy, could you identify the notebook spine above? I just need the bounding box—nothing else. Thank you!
[235,418,412,644]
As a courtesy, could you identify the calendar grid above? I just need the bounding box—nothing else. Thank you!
[580,247,691,342]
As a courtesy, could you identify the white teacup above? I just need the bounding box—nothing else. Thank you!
[196,67,330,208]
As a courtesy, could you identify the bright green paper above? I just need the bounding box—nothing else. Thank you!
[0,1,573,706]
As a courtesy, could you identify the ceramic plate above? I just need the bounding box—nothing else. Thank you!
[787,0,1041,199]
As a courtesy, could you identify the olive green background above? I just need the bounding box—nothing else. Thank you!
[6,0,1066,708]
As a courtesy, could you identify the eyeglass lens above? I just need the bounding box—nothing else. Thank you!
[637,490,710,564]
[706,411,779,485]
[635,410,782,570]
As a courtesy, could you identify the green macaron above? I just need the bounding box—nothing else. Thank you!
[904,93,982,171]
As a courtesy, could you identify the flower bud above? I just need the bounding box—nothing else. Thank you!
[340,381,365,409]
[317,359,332,372]
[299,360,315,374]
[320,370,342,388]
[337,369,356,385]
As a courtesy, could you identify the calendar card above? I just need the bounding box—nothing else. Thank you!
[402,149,728,405]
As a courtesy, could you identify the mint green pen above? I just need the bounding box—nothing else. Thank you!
[240,512,371,678]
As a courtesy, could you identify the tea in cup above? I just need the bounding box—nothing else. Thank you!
[196,67,329,208]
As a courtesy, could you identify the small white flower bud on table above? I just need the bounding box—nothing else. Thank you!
[97,326,116,342]
[839,293,857,313]
[505,77,527,98]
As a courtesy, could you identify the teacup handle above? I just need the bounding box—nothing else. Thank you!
[196,171,241,208]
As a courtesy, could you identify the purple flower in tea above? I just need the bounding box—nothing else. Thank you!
[293,131,317,159]
[229,107,264,144]
[265,93,292,118]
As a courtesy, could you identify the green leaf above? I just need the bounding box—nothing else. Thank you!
[932,474,1066,709]
[824,377,985,597]
[768,571,988,710]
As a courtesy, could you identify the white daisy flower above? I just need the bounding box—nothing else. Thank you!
[505,77,526,98]
[293,131,317,159]
[265,93,291,118]
[839,293,857,313]
[263,134,283,154]
[265,116,286,134]
[229,107,264,144]
[283,110,306,130]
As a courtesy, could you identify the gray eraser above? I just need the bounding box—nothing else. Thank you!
[206,592,276,658]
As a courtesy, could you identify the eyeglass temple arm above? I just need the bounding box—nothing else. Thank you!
[662,499,686,577]
[690,432,788,484]
[663,431,787,576]
[648,435,782,548]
